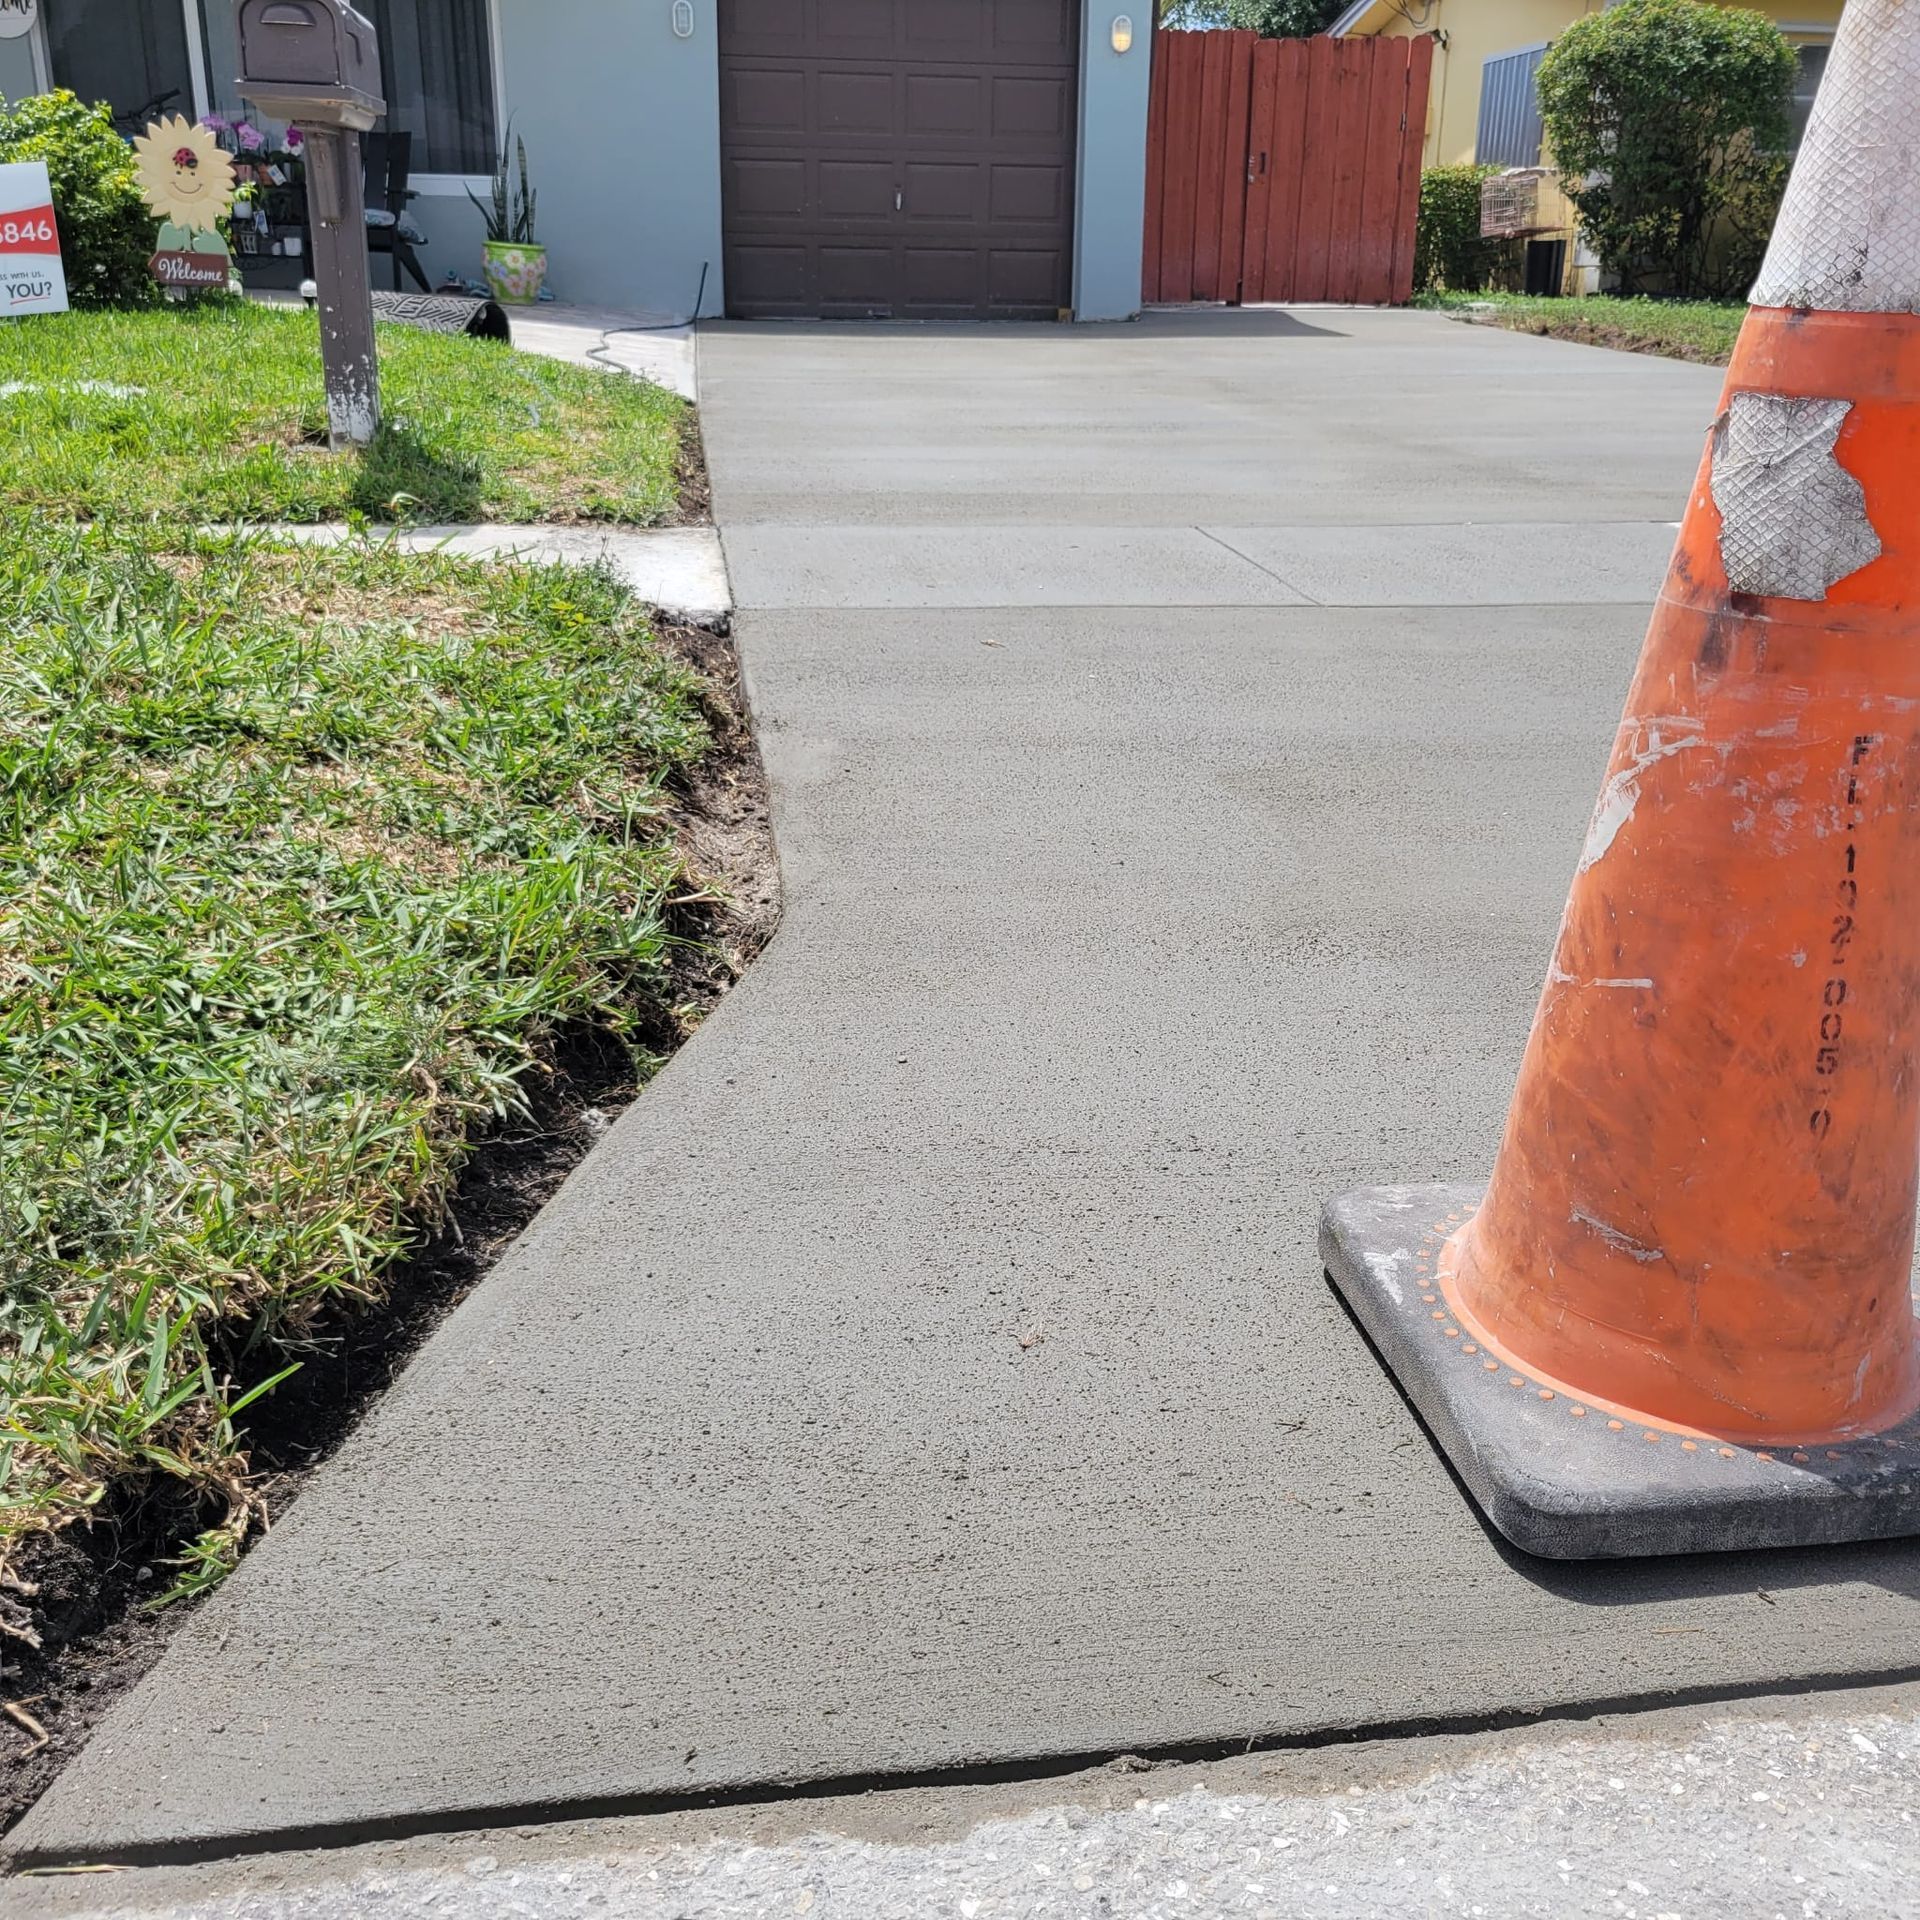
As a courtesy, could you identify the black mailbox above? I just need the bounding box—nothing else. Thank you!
[235,0,384,130]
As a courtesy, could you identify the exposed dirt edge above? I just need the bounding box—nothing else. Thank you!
[1451,310,1733,367]
[0,618,777,1836]
[674,410,714,528]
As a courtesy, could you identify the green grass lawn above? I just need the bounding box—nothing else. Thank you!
[1416,291,1745,366]
[0,516,712,1600]
[0,301,685,524]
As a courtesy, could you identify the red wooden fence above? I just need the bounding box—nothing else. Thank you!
[1142,31,1433,307]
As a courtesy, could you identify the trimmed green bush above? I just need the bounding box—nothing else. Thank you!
[1537,0,1795,299]
[0,91,157,309]
[1414,164,1520,293]
[1223,0,1347,36]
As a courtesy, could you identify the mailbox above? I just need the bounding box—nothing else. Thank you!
[235,0,384,130]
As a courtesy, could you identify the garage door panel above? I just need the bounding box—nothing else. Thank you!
[720,0,1076,319]
[816,0,896,51]
[992,0,1075,53]
[988,247,1065,307]
[729,157,808,218]
[820,160,899,219]
[904,161,980,220]
[902,0,990,53]
[723,67,808,133]
[905,72,985,131]
[818,68,897,134]
[990,162,1065,224]
[820,243,898,305]
[726,0,807,48]
[902,245,983,305]
[991,74,1071,139]
[727,243,810,306]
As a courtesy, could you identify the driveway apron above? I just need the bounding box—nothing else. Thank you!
[16,310,1920,1866]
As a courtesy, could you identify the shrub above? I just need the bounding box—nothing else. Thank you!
[1224,0,1348,36]
[1536,0,1795,299]
[1414,164,1519,292]
[0,91,157,309]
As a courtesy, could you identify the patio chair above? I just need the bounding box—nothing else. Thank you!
[364,130,432,294]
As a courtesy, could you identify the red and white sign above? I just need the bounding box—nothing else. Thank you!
[0,161,67,316]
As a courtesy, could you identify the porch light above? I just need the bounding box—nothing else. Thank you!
[1110,14,1133,52]
[671,0,694,36]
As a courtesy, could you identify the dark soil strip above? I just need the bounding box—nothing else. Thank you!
[1465,312,1733,366]
[0,619,776,1835]
[675,411,714,528]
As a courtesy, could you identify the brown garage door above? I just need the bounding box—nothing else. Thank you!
[719,0,1079,320]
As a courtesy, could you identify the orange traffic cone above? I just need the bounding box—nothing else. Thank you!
[1323,0,1920,1557]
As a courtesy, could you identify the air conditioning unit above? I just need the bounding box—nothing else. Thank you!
[1481,168,1558,240]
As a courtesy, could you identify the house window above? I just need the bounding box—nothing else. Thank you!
[1788,43,1828,150]
[1476,45,1547,170]
[359,0,498,176]
[198,0,497,178]
[43,0,194,125]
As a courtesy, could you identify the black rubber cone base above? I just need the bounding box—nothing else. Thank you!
[1322,1183,1920,1560]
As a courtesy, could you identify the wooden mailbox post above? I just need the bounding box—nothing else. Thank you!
[235,0,384,447]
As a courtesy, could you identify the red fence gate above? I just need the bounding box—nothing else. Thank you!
[1142,30,1433,307]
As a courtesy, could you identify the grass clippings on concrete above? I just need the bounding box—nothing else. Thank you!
[1418,291,1744,366]
[0,518,719,1620]
[0,301,686,524]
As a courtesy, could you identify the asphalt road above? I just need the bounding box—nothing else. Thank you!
[18,1678,1920,1918]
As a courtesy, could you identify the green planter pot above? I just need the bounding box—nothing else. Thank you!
[483,240,548,304]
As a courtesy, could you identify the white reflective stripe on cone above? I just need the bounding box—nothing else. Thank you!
[1750,0,1920,315]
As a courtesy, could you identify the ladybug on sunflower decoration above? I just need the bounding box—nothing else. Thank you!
[132,115,239,291]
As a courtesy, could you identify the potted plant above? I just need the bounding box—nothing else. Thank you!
[468,129,544,303]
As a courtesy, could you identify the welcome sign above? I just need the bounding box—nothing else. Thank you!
[0,0,36,40]
[0,161,68,316]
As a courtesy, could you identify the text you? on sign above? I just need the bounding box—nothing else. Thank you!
[0,161,68,316]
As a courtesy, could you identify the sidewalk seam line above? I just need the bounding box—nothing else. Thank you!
[1193,527,1324,605]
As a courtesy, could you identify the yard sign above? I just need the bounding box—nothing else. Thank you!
[134,116,239,291]
[0,160,68,316]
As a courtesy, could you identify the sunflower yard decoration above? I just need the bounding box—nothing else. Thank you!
[133,115,238,292]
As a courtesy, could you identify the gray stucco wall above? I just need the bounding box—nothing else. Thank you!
[398,188,490,291]
[1074,2,1150,321]
[0,33,37,102]
[490,0,724,318]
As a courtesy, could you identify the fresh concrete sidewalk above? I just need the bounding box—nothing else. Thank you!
[17,309,1920,1868]
[506,302,698,403]
[250,523,729,626]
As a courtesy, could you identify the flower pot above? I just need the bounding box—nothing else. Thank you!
[482,240,547,304]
